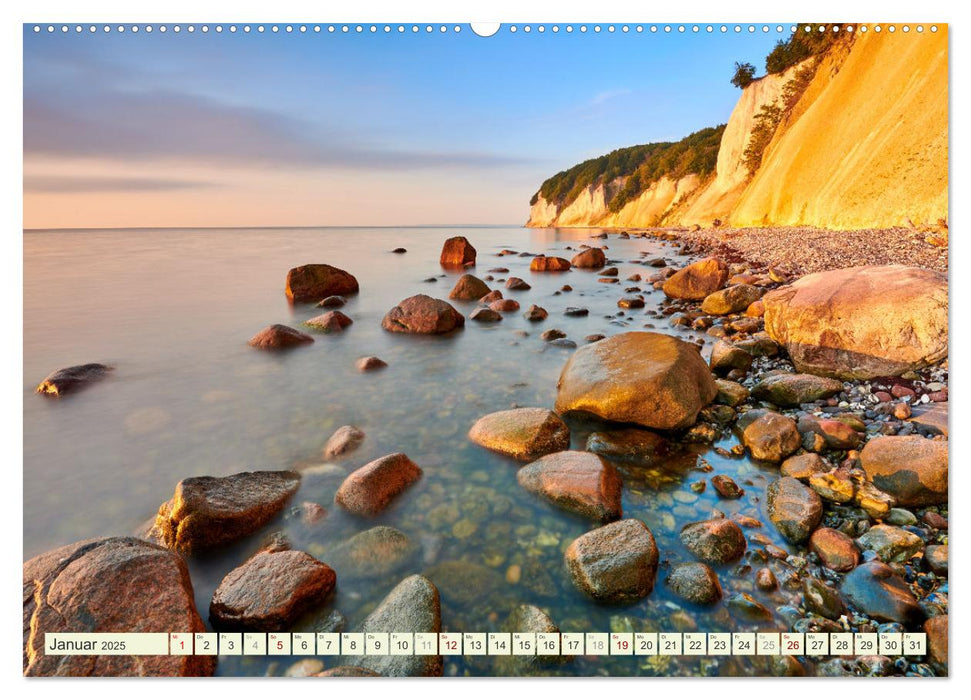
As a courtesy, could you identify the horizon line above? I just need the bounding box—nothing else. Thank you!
[24,223,525,233]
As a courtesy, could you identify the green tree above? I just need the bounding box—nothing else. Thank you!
[731,61,757,89]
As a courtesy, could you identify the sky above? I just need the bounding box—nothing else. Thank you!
[23,24,782,229]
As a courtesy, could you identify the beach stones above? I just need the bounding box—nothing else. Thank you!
[490,298,520,312]
[285,264,359,303]
[382,295,465,334]
[571,247,606,268]
[714,379,749,407]
[23,537,214,677]
[469,307,502,322]
[495,605,566,674]
[505,277,531,290]
[35,363,111,397]
[209,550,336,631]
[711,475,744,499]
[517,451,623,522]
[766,477,823,544]
[323,425,365,459]
[467,407,570,460]
[763,265,947,380]
[335,453,422,516]
[840,561,923,625]
[523,304,548,321]
[343,575,443,676]
[248,324,314,349]
[449,274,491,300]
[530,255,572,272]
[856,524,924,563]
[662,257,729,300]
[809,527,859,571]
[153,471,300,554]
[666,562,723,605]
[564,519,659,603]
[859,435,947,506]
[585,427,673,466]
[802,577,845,620]
[618,297,645,309]
[555,331,717,431]
[751,374,844,407]
[679,518,746,563]
[317,295,346,308]
[925,616,948,672]
[440,236,476,268]
[325,526,418,580]
[740,410,801,462]
[304,310,353,333]
[701,284,762,315]
[356,356,387,371]
[709,340,753,374]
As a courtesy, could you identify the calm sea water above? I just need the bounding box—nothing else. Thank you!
[24,226,799,676]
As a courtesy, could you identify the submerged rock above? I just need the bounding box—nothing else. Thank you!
[565,519,659,603]
[335,453,422,516]
[859,435,948,506]
[304,310,353,333]
[467,407,570,460]
[449,274,491,301]
[766,477,822,544]
[840,561,923,625]
[524,304,548,322]
[495,605,566,674]
[585,427,673,465]
[23,537,214,677]
[323,425,365,460]
[209,550,335,631]
[680,518,747,564]
[248,324,314,349]
[530,255,572,272]
[286,264,359,303]
[382,295,465,334]
[763,265,947,380]
[555,331,717,431]
[326,526,418,580]
[440,236,476,268]
[666,562,723,605]
[153,471,300,554]
[517,450,623,522]
[356,356,387,372]
[35,363,111,397]
[751,374,844,407]
[317,295,346,308]
[662,257,729,300]
[505,277,531,290]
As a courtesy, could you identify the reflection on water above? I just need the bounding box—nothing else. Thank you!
[24,226,798,676]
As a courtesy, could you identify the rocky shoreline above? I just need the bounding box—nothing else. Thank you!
[25,228,948,678]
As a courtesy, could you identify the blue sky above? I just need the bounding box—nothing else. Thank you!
[23,25,782,227]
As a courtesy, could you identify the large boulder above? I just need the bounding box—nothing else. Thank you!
[285,264,359,303]
[555,332,717,431]
[564,519,659,603]
[36,363,112,397]
[448,274,491,301]
[662,257,729,300]
[859,436,948,506]
[571,248,606,268]
[248,324,314,349]
[517,451,623,522]
[381,295,465,334]
[530,255,571,272]
[701,284,762,315]
[763,265,947,380]
[343,575,443,676]
[765,477,823,544]
[840,561,923,625]
[209,550,336,631]
[467,407,570,460]
[751,374,844,407]
[440,236,476,268]
[23,537,214,676]
[335,453,422,516]
[152,471,300,554]
[679,519,747,564]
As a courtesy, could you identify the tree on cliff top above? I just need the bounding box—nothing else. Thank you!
[731,62,757,89]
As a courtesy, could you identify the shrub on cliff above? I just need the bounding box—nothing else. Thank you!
[731,62,757,88]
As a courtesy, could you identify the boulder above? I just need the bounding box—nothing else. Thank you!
[209,550,336,631]
[248,324,314,349]
[700,284,762,315]
[304,311,353,333]
[523,304,548,321]
[564,519,659,603]
[709,341,753,374]
[530,255,571,272]
[505,277,531,290]
[781,453,830,481]
[467,407,570,461]
[859,436,948,506]
[491,299,520,312]
[751,374,844,407]
[741,411,801,462]
[665,562,723,605]
[840,561,923,625]
[585,428,673,466]
[469,307,502,323]
[382,295,465,334]
[714,379,749,407]
[925,616,948,672]
[335,453,422,516]
[517,451,623,522]
[555,332,717,431]
[448,274,491,301]
[571,248,606,268]
[36,363,111,397]
[809,527,859,572]
[679,518,747,563]
[285,264,359,303]
[440,236,476,268]
[325,526,418,580]
[153,471,300,554]
[323,425,365,459]
[765,477,822,544]
[23,537,214,677]
[856,524,924,563]
[763,265,947,380]
[343,575,443,676]
[356,356,387,372]
[662,257,729,300]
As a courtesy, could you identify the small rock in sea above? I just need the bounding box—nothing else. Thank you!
[565,519,659,603]
[663,257,729,300]
[356,356,387,372]
[382,295,465,334]
[423,277,437,283]
[524,304,548,322]
[440,236,476,268]
[152,471,300,554]
[740,410,801,462]
[449,274,491,301]
[597,277,619,284]
[679,518,747,563]
[601,267,619,277]
[803,577,845,620]
[714,378,749,407]
[809,527,860,572]
[766,477,823,544]
[480,289,503,303]
[323,425,366,460]
[517,450,623,522]
[856,524,924,563]
[561,284,573,292]
[470,307,502,323]
[489,267,510,273]
[301,502,327,525]
[618,297,645,309]
[495,605,568,674]
[549,338,577,348]
[209,550,336,631]
[468,407,570,461]
[317,295,346,308]
[711,475,744,499]
[564,306,589,317]
[391,247,407,254]
[571,248,606,268]
[585,427,673,466]
[335,453,422,516]
[755,567,777,591]
[540,328,566,341]
[248,324,314,349]
[530,255,572,272]
[305,310,353,333]
[666,562,722,605]
[35,363,112,397]
[491,299,520,312]
[726,593,773,622]
[286,264,359,303]
[840,561,923,625]
[505,277,531,290]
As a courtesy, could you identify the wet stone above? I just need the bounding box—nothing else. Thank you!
[679,518,746,564]
[665,562,723,605]
[565,519,659,604]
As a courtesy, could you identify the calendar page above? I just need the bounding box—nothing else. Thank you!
[21,17,948,681]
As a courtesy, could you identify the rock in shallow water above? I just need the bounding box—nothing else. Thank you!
[467,407,570,461]
[285,264,359,303]
[530,255,571,272]
[701,284,762,315]
[449,274,491,301]
[741,410,801,462]
[209,550,336,631]
[665,562,722,605]
[859,435,948,506]
[662,257,729,300]
[565,519,659,603]
[325,526,418,580]
[495,605,567,674]
[571,247,606,268]
[382,295,465,334]
[751,373,844,407]
[517,450,623,523]
[440,236,476,268]
[809,527,859,572]
[585,427,673,466]
[765,476,822,544]
[35,363,112,397]
[23,537,214,677]
[840,561,923,625]
[335,453,422,516]
[323,425,366,460]
[304,310,353,333]
[248,324,314,349]
[356,356,387,371]
[680,518,747,563]
[153,471,300,554]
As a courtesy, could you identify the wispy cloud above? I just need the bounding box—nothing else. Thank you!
[23,175,218,193]
[589,88,633,107]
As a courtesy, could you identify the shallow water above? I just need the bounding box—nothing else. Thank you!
[24,226,802,676]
